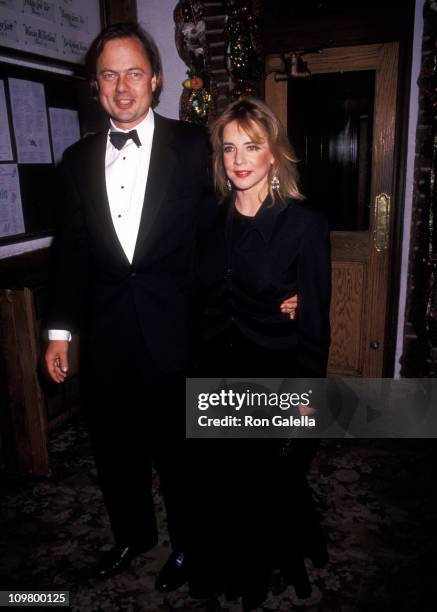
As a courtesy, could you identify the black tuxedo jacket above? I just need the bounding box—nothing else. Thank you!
[196,195,331,376]
[47,113,217,372]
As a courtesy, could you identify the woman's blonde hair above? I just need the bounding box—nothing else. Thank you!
[210,96,304,202]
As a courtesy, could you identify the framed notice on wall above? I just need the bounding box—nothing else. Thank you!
[0,60,107,244]
[0,0,102,65]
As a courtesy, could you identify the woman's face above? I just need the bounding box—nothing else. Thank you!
[222,120,274,198]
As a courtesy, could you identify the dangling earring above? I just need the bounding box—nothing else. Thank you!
[226,179,232,191]
[271,174,280,191]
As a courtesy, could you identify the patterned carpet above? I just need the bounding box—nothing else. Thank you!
[0,416,436,611]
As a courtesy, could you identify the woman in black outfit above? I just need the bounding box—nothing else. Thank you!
[189,97,331,610]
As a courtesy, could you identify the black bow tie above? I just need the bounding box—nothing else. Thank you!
[109,129,141,150]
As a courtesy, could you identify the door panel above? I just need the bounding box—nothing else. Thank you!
[330,261,366,375]
[266,43,398,376]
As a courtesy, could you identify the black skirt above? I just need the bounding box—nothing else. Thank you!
[187,328,328,603]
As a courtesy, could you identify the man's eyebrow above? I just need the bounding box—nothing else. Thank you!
[98,66,145,72]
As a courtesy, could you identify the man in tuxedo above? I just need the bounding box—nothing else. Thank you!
[44,22,215,590]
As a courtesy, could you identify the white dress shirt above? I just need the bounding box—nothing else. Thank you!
[49,110,155,342]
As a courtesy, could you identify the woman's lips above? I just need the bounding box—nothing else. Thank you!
[234,171,252,178]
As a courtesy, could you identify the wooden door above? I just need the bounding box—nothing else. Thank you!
[266,44,398,376]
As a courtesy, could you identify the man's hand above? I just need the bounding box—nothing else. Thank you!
[45,340,69,383]
[280,294,298,319]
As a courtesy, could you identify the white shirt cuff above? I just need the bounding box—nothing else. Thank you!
[48,329,72,342]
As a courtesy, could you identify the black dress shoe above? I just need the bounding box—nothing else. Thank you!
[281,557,312,599]
[155,552,188,592]
[189,583,215,600]
[189,577,217,600]
[241,569,269,610]
[224,584,242,601]
[94,542,155,579]
[242,590,268,611]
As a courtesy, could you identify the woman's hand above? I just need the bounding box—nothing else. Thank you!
[280,294,298,319]
[298,403,317,416]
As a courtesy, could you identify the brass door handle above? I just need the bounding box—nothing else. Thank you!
[374,193,391,252]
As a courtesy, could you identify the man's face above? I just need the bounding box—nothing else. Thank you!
[96,36,157,129]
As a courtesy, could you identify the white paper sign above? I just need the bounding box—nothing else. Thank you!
[22,0,56,23]
[0,80,13,161]
[0,1,101,64]
[9,78,52,164]
[0,164,25,238]
[0,1,16,11]
[49,107,80,163]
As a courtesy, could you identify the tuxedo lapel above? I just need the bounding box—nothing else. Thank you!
[132,114,177,263]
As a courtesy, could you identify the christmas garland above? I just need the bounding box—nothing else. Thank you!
[403,0,437,375]
[174,0,263,124]
[225,0,262,99]
[174,0,215,124]
[419,0,437,375]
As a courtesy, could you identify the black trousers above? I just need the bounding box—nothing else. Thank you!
[80,312,187,551]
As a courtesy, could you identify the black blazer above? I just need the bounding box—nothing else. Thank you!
[47,113,217,372]
[196,195,331,376]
